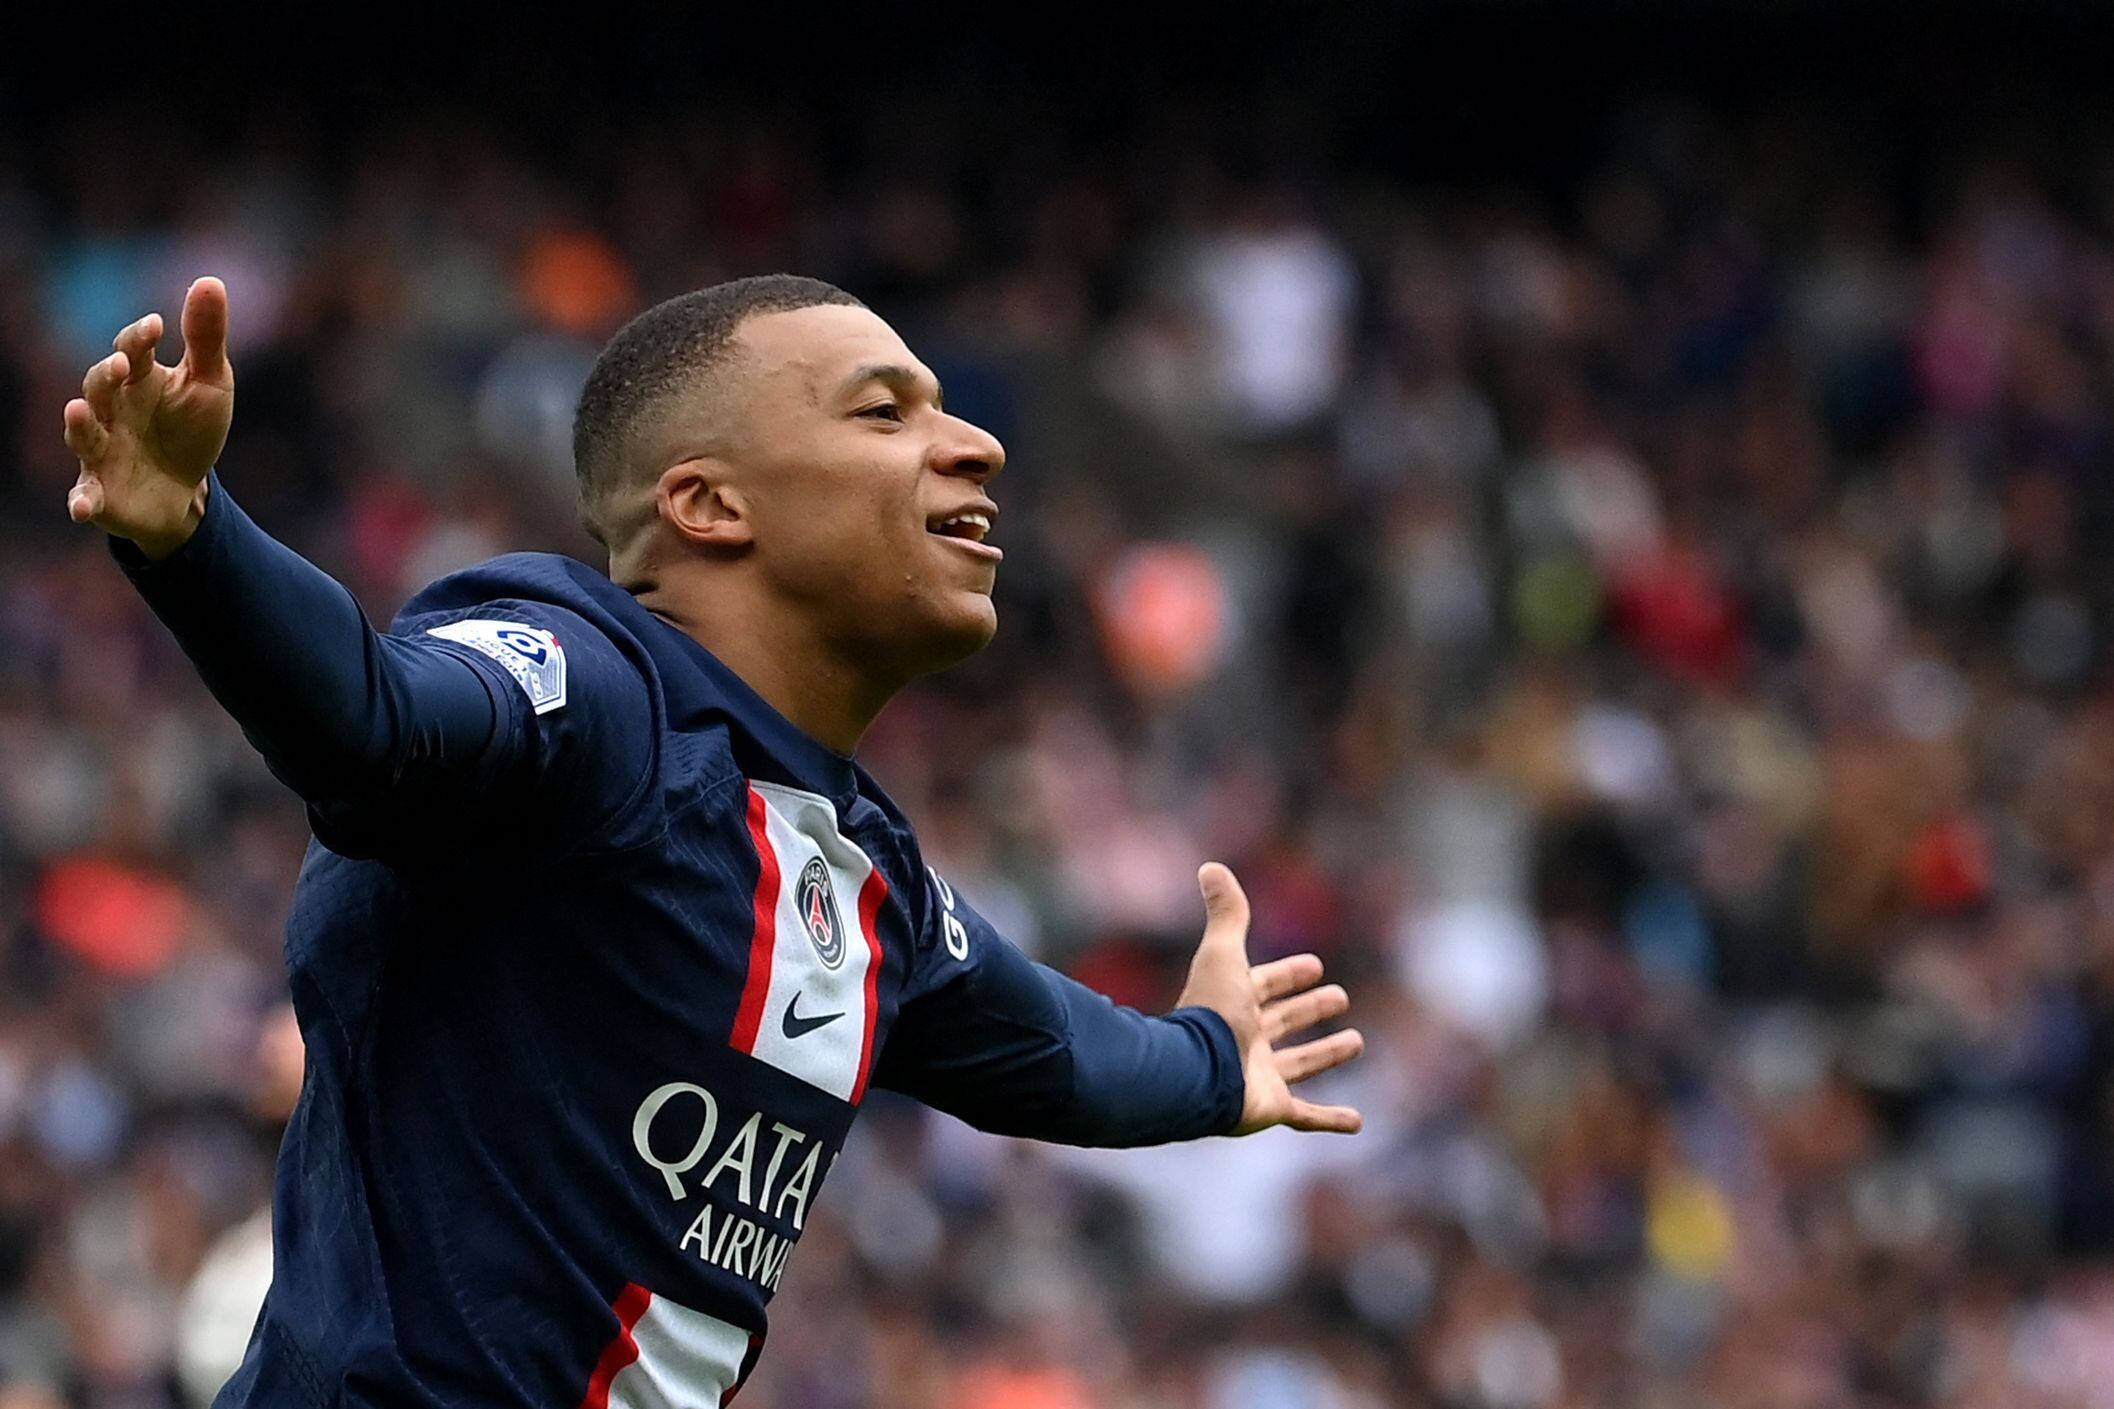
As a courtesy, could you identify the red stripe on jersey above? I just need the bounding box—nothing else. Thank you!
[577,1282,652,1409]
[849,866,890,1103]
[723,1331,767,1403]
[730,785,782,1054]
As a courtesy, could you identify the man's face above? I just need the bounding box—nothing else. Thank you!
[715,304,1006,676]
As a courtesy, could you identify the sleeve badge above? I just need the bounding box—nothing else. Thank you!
[426,619,569,715]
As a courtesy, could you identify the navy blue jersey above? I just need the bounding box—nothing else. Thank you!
[113,483,1244,1409]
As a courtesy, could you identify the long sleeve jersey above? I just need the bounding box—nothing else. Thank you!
[113,480,1245,1409]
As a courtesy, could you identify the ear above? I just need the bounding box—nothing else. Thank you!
[657,458,754,551]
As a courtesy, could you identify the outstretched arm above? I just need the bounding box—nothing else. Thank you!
[874,863,1363,1145]
[62,280,651,854]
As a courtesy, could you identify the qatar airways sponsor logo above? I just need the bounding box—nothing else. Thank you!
[631,1081,837,1293]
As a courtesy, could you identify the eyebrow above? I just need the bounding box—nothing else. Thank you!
[841,362,945,411]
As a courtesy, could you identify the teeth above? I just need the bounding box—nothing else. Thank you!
[934,511,992,540]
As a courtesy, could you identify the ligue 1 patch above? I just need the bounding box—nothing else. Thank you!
[425,619,569,715]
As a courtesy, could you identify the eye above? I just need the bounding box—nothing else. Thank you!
[856,401,904,423]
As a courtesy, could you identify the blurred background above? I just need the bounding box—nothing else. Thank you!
[8,5,2114,1405]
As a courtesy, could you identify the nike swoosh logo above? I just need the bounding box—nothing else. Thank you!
[781,992,844,1041]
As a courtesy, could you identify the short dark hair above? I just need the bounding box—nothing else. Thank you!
[572,274,865,543]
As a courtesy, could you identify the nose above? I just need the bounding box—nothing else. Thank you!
[931,412,1006,483]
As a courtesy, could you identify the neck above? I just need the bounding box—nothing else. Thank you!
[629,571,898,756]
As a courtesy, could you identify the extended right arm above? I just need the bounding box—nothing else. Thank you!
[65,280,651,856]
[113,479,513,806]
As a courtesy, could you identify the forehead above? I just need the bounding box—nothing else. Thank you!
[732,304,925,401]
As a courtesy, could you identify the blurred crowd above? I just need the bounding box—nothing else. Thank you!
[8,74,2114,1409]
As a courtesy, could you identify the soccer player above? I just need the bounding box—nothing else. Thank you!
[60,274,1365,1408]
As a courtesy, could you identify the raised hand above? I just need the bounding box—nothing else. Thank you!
[1175,862,1365,1136]
[61,277,235,559]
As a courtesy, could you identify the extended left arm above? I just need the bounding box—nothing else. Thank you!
[872,865,1362,1145]
[872,908,1244,1144]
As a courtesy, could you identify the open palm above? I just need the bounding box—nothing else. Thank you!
[1175,862,1365,1136]
[62,277,235,559]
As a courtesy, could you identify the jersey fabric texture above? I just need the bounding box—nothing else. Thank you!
[112,481,1245,1409]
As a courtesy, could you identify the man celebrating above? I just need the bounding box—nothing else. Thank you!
[61,274,1364,1408]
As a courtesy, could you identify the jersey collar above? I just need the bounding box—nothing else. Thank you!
[665,622,863,807]
[565,563,863,808]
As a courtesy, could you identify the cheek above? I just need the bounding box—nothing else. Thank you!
[843,476,924,569]
[856,465,929,557]
[761,463,921,590]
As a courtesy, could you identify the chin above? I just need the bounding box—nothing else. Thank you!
[941,597,1001,659]
[909,595,999,674]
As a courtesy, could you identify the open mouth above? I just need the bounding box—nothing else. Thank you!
[927,509,1003,561]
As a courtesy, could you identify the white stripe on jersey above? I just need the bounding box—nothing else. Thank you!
[605,1290,749,1408]
[740,781,879,1101]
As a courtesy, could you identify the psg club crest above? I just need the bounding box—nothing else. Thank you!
[796,857,846,969]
